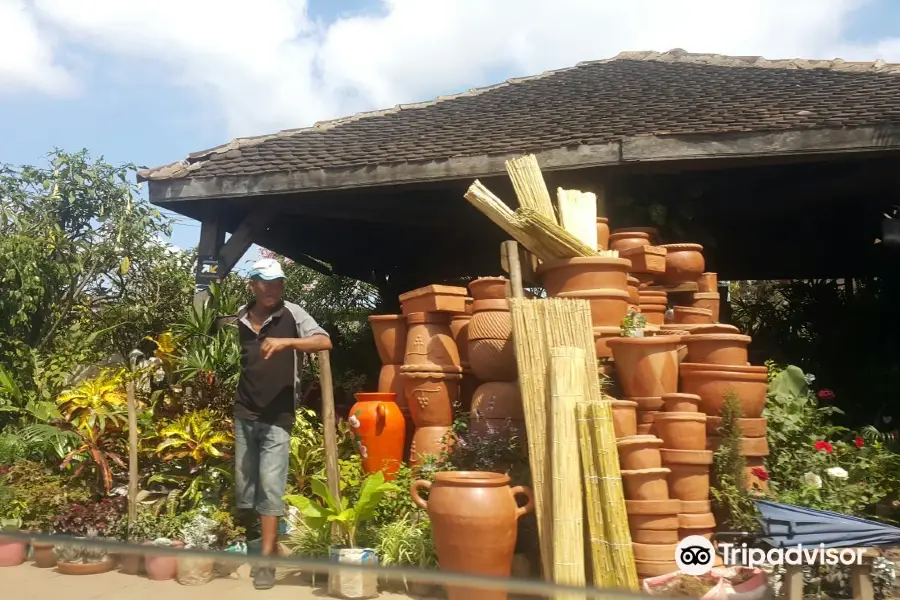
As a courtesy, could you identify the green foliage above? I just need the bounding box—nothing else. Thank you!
[288,408,326,494]
[710,393,758,532]
[375,515,437,571]
[0,460,92,531]
[449,412,530,487]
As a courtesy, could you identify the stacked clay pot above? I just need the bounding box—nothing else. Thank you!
[369,314,412,458]
[638,290,667,326]
[658,243,705,286]
[449,299,476,413]
[400,311,462,468]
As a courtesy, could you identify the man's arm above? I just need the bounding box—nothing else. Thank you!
[260,302,332,359]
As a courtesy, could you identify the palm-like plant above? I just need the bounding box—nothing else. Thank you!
[57,370,127,425]
[155,408,234,464]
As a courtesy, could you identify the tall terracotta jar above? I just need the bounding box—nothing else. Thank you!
[450,315,472,365]
[404,312,461,369]
[469,277,509,301]
[401,370,460,427]
[606,335,681,398]
[596,217,611,250]
[348,393,407,480]
[536,257,631,296]
[411,472,534,600]
[368,314,407,364]
[468,300,517,382]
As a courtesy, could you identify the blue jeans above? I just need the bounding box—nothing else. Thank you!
[234,418,291,517]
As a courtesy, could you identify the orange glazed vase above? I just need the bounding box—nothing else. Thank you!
[348,393,406,480]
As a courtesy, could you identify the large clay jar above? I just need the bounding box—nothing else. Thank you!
[679,363,768,418]
[611,399,638,438]
[469,300,512,341]
[409,426,455,468]
[672,306,713,325]
[411,472,534,600]
[606,335,681,398]
[404,312,461,369]
[659,243,705,285]
[468,277,509,301]
[557,289,630,327]
[401,371,460,427]
[537,257,631,296]
[348,393,407,480]
[468,300,517,382]
[653,413,707,451]
[617,435,662,470]
[682,334,752,366]
[596,217,611,250]
[450,315,472,365]
[470,381,525,438]
[621,468,671,501]
[609,231,651,252]
[692,292,721,322]
[368,314,407,364]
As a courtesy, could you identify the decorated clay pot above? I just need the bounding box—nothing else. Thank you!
[706,416,767,437]
[401,371,461,427]
[698,272,718,293]
[619,245,667,274]
[348,393,407,479]
[653,413,707,451]
[606,336,681,398]
[672,306,713,325]
[537,257,631,296]
[662,393,701,413]
[450,315,472,365]
[409,426,455,468]
[468,339,517,382]
[682,334,751,366]
[404,312,461,369]
[609,231,651,252]
[692,292,721,322]
[611,399,638,438]
[411,472,534,600]
[679,363,768,418]
[592,326,621,358]
[667,463,711,501]
[144,540,184,580]
[378,365,406,408]
[596,218,611,250]
[0,538,26,567]
[617,435,663,470]
[640,304,667,326]
[659,243,705,285]
[368,314,407,364]
[469,300,512,341]
[621,467,671,501]
[557,289,630,327]
[468,277,509,301]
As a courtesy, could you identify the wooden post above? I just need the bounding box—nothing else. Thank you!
[126,379,138,528]
[501,240,526,299]
[317,350,342,512]
[783,564,804,600]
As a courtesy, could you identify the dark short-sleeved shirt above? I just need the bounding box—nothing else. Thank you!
[234,300,329,427]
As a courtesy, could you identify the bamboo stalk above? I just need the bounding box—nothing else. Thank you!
[516,207,596,259]
[506,154,557,224]
[465,180,544,256]
[577,400,614,587]
[557,189,598,250]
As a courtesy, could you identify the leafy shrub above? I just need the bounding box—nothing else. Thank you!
[2,460,92,531]
[52,496,127,537]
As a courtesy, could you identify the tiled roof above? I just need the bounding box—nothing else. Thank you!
[138,49,900,182]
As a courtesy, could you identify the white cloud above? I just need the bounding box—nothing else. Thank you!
[0,0,75,95]
[6,0,900,137]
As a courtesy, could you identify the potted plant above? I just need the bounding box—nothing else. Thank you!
[0,518,26,567]
[54,529,117,575]
[144,537,184,581]
[284,472,398,599]
[374,515,437,594]
[175,513,218,586]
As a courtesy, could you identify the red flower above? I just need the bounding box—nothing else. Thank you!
[817,389,836,401]
[751,467,770,482]
[855,436,865,449]
[814,440,834,454]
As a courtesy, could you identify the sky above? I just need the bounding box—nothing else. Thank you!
[2,0,900,270]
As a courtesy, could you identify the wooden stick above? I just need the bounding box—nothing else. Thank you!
[502,240,526,299]
[126,379,138,528]
[317,350,342,536]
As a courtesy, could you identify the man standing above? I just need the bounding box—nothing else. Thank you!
[233,258,332,590]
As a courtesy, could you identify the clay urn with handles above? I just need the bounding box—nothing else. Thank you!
[412,472,534,600]
[348,393,406,480]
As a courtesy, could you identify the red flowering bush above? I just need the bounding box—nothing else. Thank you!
[52,496,127,537]
[817,388,836,401]
[750,466,770,482]
[855,436,865,449]
[814,440,834,454]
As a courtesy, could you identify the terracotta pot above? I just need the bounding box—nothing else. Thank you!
[698,273,718,293]
[400,285,468,315]
[471,382,523,420]
[31,542,56,568]
[637,410,660,425]
[636,560,679,578]
[706,436,770,456]
[469,299,511,340]
[378,365,406,408]
[619,245,667,274]
[450,315,472,365]
[611,400,638,438]
[659,243,705,285]
[653,413,707,451]
[621,468,671,501]
[0,538,26,567]
[639,289,668,301]
[468,338,517,382]
[625,499,680,515]
[689,324,741,335]
[592,326,621,358]
[411,472,534,600]
[468,277,509,301]
[679,364,768,418]
[409,426,455,468]
[349,393,407,479]
[628,396,664,411]
[680,500,712,514]
[606,335,681,398]
[401,371,460,428]
[404,312,461,369]
[628,513,679,531]
[745,457,770,491]
[631,529,679,544]
[672,306,713,325]
[679,512,716,529]
[465,297,474,314]
[557,289,630,327]
[609,231,651,252]
[662,393,701,413]
[144,541,184,580]
[57,558,117,575]
[636,424,653,435]
[692,292,721,322]
[660,449,713,466]
[667,463,710,501]
[368,314,407,364]
[118,551,142,575]
[633,543,678,562]
[617,435,663,470]
[626,277,640,306]
[596,218,610,250]
[537,257,631,296]
[640,304,667,326]
[682,334,752,366]
[680,363,767,375]
[706,417,767,437]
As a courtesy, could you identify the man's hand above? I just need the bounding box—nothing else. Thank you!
[260,338,292,359]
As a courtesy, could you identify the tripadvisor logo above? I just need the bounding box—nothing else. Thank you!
[675,536,865,575]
